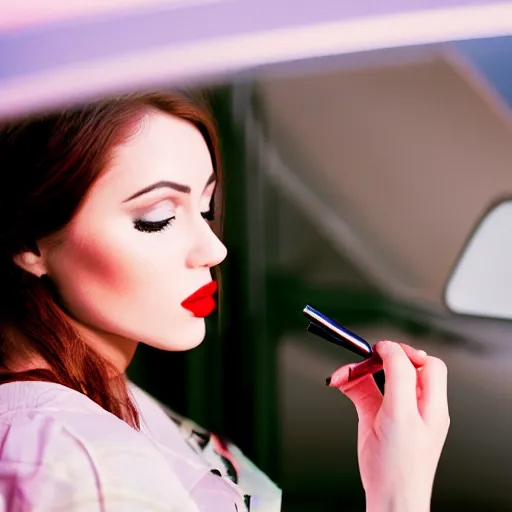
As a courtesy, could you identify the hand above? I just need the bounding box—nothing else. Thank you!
[328,341,450,512]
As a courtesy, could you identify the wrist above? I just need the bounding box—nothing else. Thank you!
[365,488,431,512]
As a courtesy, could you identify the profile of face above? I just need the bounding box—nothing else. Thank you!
[18,111,227,363]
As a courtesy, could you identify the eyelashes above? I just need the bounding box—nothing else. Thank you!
[134,209,215,234]
[134,216,175,233]
[201,208,215,222]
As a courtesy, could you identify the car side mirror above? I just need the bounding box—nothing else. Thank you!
[445,199,512,320]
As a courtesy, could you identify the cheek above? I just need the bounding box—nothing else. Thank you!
[72,237,125,287]
[64,233,138,298]
[46,221,207,350]
[53,225,182,305]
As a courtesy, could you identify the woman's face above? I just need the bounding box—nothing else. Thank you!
[40,111,227,363]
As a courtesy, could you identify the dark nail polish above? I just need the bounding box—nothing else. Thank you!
[325,376,331,386]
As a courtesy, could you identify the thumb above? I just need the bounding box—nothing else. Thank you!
[376,341,419,417]
[329,363,382,423]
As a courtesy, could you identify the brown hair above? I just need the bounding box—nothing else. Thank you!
[0,92,221,428]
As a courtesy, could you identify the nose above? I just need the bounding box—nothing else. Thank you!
[186,217,227,269]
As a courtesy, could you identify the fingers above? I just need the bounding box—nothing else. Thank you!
[417,356,449,428]
[376,341,418,416]
[328,341,434,425]
[399,343,428,368]
[328,363,382,423]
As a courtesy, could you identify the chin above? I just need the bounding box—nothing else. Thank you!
[147,317,207,352]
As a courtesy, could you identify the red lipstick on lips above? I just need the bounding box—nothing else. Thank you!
[181,280,218,318]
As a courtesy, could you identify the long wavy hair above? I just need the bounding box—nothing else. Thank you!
[0,92,222,428]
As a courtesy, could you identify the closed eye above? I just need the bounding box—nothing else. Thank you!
[133,202,176,233]
[201,195,215,221]
[201,209,215,221]
[134,216,175,233]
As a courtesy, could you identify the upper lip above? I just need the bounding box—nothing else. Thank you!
[182,280,217,304]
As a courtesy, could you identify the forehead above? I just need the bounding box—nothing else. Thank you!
[99,110,214,194]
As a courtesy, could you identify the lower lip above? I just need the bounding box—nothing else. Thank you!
[182,296,216,318]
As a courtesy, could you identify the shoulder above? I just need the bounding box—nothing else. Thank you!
[0,380,148,450]
[0,381,198,511]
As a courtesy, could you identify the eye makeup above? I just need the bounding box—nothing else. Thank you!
[133,201,176,233]
[134,217,175,233]
[201,196,215,221]
[201,209,215,221]
[128,179,217,235]
[133,200,216,233]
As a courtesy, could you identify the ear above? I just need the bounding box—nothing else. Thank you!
[12,249,47,278]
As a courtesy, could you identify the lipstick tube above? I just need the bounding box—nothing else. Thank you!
[348,349,422,382]
[303,305,421,383]
[348,350,384,382]
[303,305,372,357]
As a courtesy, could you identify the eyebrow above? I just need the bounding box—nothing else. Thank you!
[123,172,216,202]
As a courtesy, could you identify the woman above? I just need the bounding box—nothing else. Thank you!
[0,92,449,511]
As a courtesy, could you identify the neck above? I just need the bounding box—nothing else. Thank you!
[67,318,139,374]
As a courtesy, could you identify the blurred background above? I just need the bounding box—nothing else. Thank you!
[3,1,512,510]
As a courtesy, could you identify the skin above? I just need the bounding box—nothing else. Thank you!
[12,110,449,511]
[329,341,450,512]
[14,111,227,372]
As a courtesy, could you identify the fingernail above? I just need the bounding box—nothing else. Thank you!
[376,340,390,352]
[418,350,427,357]
[325,376,331,386]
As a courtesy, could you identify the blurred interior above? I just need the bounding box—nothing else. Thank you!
[3,2,512,511]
